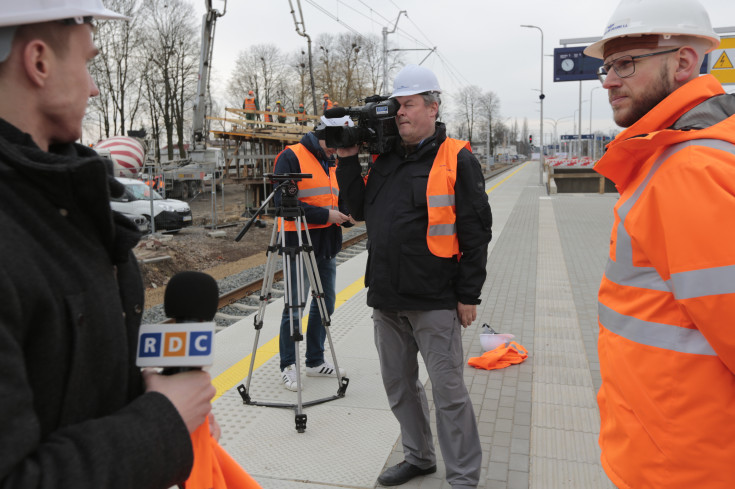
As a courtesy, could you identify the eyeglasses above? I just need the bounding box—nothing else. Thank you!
[57,16,95,27]
[597,48,680,84]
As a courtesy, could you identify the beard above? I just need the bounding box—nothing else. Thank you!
[611,64,674,128]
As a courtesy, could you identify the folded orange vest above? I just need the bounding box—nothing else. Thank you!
[185,417,262,489]
[468,341,528,370]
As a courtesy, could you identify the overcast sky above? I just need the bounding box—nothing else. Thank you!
[185,0,735,139]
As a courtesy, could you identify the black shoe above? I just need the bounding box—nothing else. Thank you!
[377,460,437,486]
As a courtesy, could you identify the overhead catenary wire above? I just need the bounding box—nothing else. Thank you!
[305,0,473,92]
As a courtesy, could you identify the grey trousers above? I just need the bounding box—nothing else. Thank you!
[373,308,482,488]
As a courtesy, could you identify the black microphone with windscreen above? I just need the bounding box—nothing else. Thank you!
[158,271,219,375]
[324,107,347,118]
[164,271,219,323]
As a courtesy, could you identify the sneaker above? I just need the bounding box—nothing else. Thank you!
[306,361,346,378]
[281,365,298,391]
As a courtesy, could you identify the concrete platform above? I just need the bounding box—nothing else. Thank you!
[208,160,618,488]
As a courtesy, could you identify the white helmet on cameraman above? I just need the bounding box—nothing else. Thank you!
[0,0,128,62]
[584,0,720,59]
[390,64,442,98]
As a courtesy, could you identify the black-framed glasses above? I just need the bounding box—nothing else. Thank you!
[597,48,680,84]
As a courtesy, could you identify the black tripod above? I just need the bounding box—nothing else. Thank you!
[235,173,348,432]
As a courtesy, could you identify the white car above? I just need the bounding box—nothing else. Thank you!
[111,177,192,232]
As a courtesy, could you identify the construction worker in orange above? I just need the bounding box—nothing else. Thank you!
[586,1,735,488]
[264,105,273,123]
[296,103,307,125]
[275,100,287,123]
[322,93,333,114]
[243,90,259,121]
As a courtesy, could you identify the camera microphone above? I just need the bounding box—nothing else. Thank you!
[136,271,219,373]
[324,107,348,118]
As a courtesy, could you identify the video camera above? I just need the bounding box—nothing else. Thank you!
[323,95,399,155]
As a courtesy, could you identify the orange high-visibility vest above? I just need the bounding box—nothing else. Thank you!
[594,75,735,489]
[296,108,306,122]
[426,138,471,258]
[243,97,256,111]
[323,99,333,113]
[273,143,339,232]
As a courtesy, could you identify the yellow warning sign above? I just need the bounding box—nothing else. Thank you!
[713,51,733,70]
[710,37,735,85]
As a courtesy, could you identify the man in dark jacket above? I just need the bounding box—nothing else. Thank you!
[336,65,491,488]
[0,2,215,488]
[273,118,354,391]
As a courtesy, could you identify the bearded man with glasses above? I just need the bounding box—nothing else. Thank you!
[584,1,735,489]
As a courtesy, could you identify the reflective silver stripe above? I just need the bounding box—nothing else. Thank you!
[331,186,339,197]
[599,303,717,356]
[605,258,670,291]
[607,139,735,292]
[298,187,332,198]
[428,223,456,237]
[670,264,735,299]
[428,194,454,207]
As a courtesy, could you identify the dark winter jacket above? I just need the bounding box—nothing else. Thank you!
[336,122,492,310]
[273,132,352,259]
[0,118,193,489]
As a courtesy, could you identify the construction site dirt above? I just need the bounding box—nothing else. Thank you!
[137,181,273,309]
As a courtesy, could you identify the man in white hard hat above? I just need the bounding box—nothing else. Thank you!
[586,1,735,488]
[273,116,354,392]
[336,65,491,488]
[0,2,216,487]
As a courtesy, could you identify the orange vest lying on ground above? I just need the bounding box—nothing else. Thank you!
[594,75,735,489]
[273,143,339,232]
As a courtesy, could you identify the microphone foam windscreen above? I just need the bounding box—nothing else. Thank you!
[164,271,219,321]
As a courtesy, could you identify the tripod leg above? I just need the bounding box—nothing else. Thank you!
[242,218,280,400]
[283,220,306,431]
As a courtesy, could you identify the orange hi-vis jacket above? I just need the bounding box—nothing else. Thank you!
[594,75,735,489]
[275,143,339,232]
[243,97,257,111]
[323,99,333,113]
[426,138,471,258]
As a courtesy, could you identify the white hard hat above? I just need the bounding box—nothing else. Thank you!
[0,0,128,62]
[584,0,720,59]
[390,64,442,98]
[0,0,129,27]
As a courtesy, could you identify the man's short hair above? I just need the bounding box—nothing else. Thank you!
[421,91,441,119]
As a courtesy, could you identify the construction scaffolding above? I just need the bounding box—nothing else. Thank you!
[208,107,322,214]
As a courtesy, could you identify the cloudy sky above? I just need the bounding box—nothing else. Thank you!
[185,0,735,139]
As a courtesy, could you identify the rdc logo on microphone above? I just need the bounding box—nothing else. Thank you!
[136,322,216,368]
[139,331,213,358]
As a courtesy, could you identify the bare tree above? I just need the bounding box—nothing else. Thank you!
[226,44,286,112]
[88,0,143,139]
[139,0,198,160]
[453,85,484,144]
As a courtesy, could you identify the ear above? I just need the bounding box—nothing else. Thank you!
[22,39,52,88]
[428,101,439,119]
[673,46,700,83]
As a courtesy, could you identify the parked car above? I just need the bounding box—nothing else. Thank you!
[111,177,192,232]
[119,211,150,234]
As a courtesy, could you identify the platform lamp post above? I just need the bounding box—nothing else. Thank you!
[521,24,544,185]
[590,86,602,160]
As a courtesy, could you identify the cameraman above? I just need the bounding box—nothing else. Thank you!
[273,117,354,390]
[335,65,491,489]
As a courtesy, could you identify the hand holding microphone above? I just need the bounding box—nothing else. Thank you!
[137,271,219,433]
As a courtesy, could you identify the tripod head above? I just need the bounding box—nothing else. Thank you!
[235,173,312,242]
